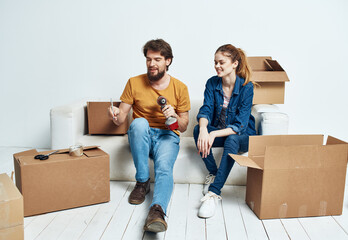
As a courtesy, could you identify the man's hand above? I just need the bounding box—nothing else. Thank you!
[161,104,177,119]
[108,106,120,124]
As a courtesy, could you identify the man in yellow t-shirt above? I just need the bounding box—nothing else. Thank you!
[108,39,190,233]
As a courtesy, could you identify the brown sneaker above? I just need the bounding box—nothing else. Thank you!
[143,204,167,232]
[128,179,150,205]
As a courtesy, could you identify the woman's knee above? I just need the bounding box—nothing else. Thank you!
[224,135,240,151]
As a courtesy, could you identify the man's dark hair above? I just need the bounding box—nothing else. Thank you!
[143,39,173,70]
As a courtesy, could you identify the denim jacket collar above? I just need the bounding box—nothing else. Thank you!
[215,75,244,96]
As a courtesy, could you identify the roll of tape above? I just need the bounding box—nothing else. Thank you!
[69,145,83,157]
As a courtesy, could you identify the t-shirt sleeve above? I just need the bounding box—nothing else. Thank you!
[120,79,134,105]
[176,84,191,113]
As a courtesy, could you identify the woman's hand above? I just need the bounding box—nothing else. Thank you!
[198,128,216,158]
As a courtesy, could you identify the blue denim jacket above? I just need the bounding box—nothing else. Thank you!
[197,75,256,136]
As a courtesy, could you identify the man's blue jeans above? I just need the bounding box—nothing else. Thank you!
[193,124,249,195]
[128,118,180,213]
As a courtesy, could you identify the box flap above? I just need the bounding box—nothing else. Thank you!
[35,147,105,159]
[326,135,348,145]
[17,152,89,165]
[326,136,348,162]
[247,56,273,71]
[13,149,38,159]
[251,72,289,82]
[265,59,284,71]
[248,135,324,157]
[56,145,100,154]
[263,144,347,169]
[84,148,107,157]
[16,147,104,165]
[229,154,262,169]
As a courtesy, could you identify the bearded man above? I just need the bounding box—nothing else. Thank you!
[108,39,190,232]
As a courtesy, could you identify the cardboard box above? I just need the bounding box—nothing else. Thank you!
[0,173,24,240]
[0,225,23,240]
[231,135,348,219]
[87,101,129,135]
[13,147,110,217]
[248,56,290,104]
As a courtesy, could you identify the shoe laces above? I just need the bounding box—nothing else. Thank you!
[200,191,222,202]
[204,174,215,185]
[135,181,147,192]
[151,205,167,218]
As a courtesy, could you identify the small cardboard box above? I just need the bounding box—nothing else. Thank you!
[13,148,110,217]
[0,225,24,240]
[248,56,290,104]
[0,173,24,240]
[231,135,348,219]
[87,101,129,135]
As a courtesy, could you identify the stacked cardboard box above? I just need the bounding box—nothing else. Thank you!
[0,173,23,240]
[13,147,110,217]
[231,135,348,219]
[248,56,290,104]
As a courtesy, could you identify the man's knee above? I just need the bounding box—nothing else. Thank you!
[155,162,173,176]
[129,118,149,134]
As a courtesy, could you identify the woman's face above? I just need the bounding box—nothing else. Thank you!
[214,51,238,78]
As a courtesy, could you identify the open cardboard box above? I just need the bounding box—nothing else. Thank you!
[87,101,129,135]
[248,56,290,104]
[13,147,110,217]
[0,173,23,240]
[230,135,348,219]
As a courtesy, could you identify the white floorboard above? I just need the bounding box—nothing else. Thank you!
[1,147,348,240]
[164,184,189,240]
[35,207,78,240]
[299,216,348,240]
[221,185,248,240]
[206,197,227,240]
[236,187,269,240]
[280,218,310,240]
[57,204,101,240]
[185,184,206,240]
[143,185,174,240]
[24,212,58,240]
[78,181,131,240]
[122,184,154,240]
[262,219,289,240]
[100,182,136,240]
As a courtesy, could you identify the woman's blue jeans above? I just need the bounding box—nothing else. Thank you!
[128,118,180,213]
[193,124,249,195]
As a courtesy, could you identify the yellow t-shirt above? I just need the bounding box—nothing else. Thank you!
[120,74,190,134]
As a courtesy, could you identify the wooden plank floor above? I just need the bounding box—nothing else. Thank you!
[1,147,348,240]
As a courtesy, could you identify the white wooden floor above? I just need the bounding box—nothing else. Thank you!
[1,146,348,240]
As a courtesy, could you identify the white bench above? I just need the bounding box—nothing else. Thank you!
[50,99,288,185]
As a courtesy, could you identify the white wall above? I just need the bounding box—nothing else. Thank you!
[1,0,348,148]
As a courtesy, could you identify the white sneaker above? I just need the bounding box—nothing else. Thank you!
[198,191,222,218]
[203,174,215,195]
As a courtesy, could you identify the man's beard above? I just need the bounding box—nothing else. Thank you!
[147,69,165,82]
